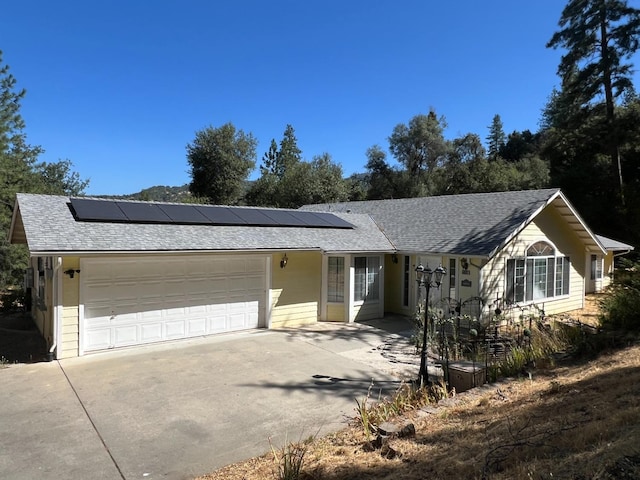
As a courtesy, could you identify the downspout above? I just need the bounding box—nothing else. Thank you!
[49,257,63,361]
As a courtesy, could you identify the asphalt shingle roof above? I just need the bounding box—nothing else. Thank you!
[303,189,563,257]
[12,194,395,254]
[595,234,634,252]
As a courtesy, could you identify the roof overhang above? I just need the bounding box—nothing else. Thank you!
[488,190,605,259]
[7,200,26,245]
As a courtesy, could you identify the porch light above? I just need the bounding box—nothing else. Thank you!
[64,269,80,279]
[280,254,288,269]
[415,263,446,387]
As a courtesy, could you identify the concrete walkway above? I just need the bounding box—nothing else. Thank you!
[0,318,416,480]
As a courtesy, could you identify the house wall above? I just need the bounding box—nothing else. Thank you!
[481,204,586,315]
[59,256,80,359]
[603,252,614,290]
[326,303,345,322]
[270,251,321,328]
[30,256,54,349]
[384,255,403,313]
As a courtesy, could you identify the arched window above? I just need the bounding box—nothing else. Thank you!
[506,241,570,304]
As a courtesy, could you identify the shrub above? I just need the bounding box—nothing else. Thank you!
[599,259,640,330]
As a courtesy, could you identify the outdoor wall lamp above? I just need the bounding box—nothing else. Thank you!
[64,269,80,278]
[280,254,288,269]
[415,263,446,387]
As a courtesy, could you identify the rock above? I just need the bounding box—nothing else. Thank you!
[398,423,416,438]
[378,422,400,436]
[380,443,400,460]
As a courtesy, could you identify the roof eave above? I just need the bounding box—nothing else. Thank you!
[486,189,562,260]
[7,197,27,245]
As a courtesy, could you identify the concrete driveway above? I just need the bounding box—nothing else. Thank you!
[0,318,415,480]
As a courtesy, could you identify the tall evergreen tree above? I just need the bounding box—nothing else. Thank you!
[260,138,278,176]
[276,124,302,178]
[547,0,640,202]
[486,114,506,161]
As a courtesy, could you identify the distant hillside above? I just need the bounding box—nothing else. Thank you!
[101,184,192,202]
[100,181,255,203]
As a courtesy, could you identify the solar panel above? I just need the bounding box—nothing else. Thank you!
[260,209,310,227]
[229,208,279,225]
[69,198,354,229]
[71,198,128,221]
[309,211,354,229]
[116,202,173,223]
[158,204,210,224]
[196,206,247,225]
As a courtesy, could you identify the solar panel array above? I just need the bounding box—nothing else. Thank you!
[69,198,354,229]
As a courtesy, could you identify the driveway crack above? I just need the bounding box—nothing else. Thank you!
[57,361,127,480]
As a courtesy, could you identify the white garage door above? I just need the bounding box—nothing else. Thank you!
[81,255,267,353]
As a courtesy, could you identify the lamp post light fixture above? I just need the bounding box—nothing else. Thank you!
[415,263,446,387]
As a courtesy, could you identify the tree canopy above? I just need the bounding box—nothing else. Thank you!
[187,123,257,205]
[0,51,88,292]
[547,0,640,201]
[246,125,349,208]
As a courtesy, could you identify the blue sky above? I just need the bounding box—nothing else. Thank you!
[2,1,634,195]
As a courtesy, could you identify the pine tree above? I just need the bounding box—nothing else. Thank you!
[547,0,640,202]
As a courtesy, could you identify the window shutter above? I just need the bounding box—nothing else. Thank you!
[506,259,515,302]
[563,257,570,295]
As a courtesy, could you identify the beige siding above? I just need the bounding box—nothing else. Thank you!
[384,254,403,313]
[481,204,586,315]
[270,251,321,328]
[59,257,80,358]
[325,303,345,322]
[457,257,482,303]
[602,252,614,290]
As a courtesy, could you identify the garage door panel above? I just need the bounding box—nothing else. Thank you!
[188,318,206,335]
[140,323,163,342]
[209,315,229,332]
[114,325,138,345]
[83,255,267,353]
[85,329,111,350]
[165,320,186,338]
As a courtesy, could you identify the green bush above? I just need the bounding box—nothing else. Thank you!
[599,260,640,330]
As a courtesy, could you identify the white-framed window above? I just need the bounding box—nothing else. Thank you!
[354,256,380,302]
[327,257,345,303]
[590,254,603,280]
[506,241,570,304]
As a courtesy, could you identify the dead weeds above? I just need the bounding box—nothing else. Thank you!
[198,297,640,480]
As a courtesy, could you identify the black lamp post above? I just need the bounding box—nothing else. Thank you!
[415,263,446,387]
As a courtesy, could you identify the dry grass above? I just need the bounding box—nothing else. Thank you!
[199,296,640,480]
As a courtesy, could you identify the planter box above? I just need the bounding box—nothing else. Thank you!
[447,361,486,393]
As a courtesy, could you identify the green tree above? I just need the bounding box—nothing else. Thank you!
[547,0,640,202]
[260,138,279,176]
[499,130,539,162]
[187,123,257,204]
[388,109,449,196]
[0,52,88,292]
[486,114,506,161]
[34,159,90,196]
[276,124,302,177]
[279,153,348,208]
[364,145,402,200]
[246,125,303,207]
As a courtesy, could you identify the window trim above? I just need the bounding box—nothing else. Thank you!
[506,241,570,304]
[354,256,380,303]
[327,256,345,303]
